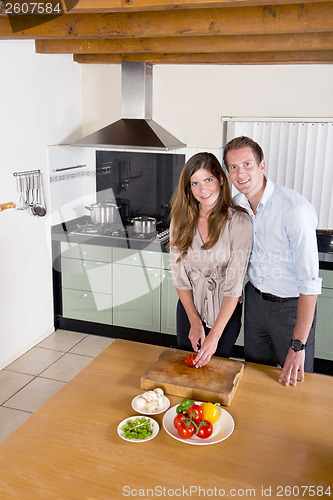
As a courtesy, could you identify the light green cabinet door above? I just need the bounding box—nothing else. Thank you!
[113,263,161,332]
[62,289,112,325]
[113,248,162,268]
[160,270,177,335]
[61,242,112,262]
[315,287,333,361]
[62,258,112,294]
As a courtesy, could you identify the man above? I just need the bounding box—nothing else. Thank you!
[223,136,321,387]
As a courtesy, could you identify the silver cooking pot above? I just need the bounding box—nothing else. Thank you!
[85,203,118,225]
[131,216,157,233]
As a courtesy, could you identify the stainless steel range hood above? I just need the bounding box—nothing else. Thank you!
[72,62,186,151]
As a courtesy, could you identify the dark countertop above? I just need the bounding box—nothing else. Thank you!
[51,219,333,266]
[51,217,169,253]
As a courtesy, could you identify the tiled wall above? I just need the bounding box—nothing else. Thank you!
[47,145,223,226]
[48,146,96,225]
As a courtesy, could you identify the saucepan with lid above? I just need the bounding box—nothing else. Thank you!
[131,216,158,234]
[85,203,118,225]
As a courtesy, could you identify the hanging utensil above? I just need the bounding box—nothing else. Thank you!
[28,174,35,214]
[16,175,26,210]
[34,172,47,217]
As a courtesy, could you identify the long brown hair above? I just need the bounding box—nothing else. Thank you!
[169,152,244,260]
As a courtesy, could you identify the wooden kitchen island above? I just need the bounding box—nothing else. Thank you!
[0,339,332,499]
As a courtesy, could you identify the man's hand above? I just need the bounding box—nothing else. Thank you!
[278,349,305,387]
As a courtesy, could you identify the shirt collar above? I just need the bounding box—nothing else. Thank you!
[259,178,274,208]
[234,178,275,216]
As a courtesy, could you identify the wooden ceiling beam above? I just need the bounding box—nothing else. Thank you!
[73,50,333,63]
[36,32,333,54]
[1,0,330,15]
[60,0,333,12]
[1,3,332,39]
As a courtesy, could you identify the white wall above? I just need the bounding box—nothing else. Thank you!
[81,63,333,153]
[0,40,81,369]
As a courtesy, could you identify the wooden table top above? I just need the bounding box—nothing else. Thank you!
[0,339,332,499]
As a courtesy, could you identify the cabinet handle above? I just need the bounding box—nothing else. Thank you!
[83,293,88,298]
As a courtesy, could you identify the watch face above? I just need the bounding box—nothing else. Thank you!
[291,340,304,351]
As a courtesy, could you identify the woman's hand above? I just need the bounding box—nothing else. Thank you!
[188,320,206,353]
[193,331,219,368]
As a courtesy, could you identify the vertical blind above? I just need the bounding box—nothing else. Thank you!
[222,118,333,230]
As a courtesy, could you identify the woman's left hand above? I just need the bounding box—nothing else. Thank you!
[193,333,219,368]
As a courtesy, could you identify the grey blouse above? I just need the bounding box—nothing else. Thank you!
[170,209,253,329]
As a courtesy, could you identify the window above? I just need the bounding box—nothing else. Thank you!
[222,117,333,229]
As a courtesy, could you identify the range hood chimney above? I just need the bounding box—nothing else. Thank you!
[72,62,186,151]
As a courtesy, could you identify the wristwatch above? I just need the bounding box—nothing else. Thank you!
[290,339,307,352]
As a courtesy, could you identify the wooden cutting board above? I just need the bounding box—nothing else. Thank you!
[141,349,244,406]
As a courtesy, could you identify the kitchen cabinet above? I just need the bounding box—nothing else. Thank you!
[112,247,162,332]
[60,243,177,335]
[61,242,112,325]
[315,269,333,361]
[61,242,112,262]
[112,263,161,332]
[62,289,112,325]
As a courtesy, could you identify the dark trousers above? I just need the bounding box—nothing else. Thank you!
[244,281,316,373]
[176,299,242,358]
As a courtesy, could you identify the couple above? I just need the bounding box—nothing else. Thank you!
[169,136,321,387]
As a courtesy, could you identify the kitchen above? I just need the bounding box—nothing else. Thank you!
[2,56,333,372]
[0,2,333,496]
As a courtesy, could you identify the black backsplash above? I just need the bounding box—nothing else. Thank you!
[96,150,185,226]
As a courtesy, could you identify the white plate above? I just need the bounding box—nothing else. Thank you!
[162,402,234,445]
[117,416,159,443]
[131,394,170,415]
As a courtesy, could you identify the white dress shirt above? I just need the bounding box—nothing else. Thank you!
[234,178,322,298]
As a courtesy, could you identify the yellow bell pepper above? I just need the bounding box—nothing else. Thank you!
[200,402,219,424]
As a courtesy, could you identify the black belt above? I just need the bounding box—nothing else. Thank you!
[251,283,298,303]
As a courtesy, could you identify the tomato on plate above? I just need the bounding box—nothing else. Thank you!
[184,354,197,367]
[196,420,213,439]
[174,413,187,429]
[177,421,195,439]
[187,404,203,423]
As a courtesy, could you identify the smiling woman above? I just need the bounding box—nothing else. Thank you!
[169,152,253,367]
